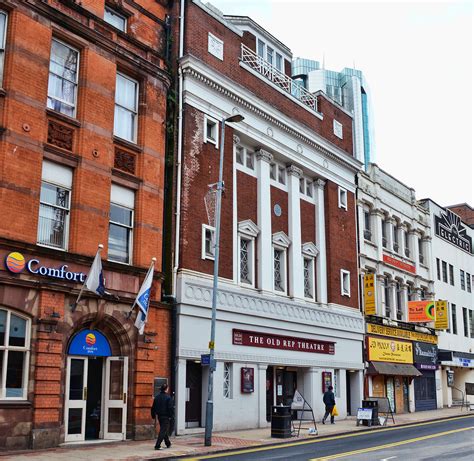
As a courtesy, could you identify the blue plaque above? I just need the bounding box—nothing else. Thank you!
[68,329,112,357]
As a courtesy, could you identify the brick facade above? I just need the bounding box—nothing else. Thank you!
[0,0,171,450]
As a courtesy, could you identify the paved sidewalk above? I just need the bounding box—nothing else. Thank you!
[1,407,470,461]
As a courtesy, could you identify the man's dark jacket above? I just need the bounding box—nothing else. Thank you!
[323,390,336,407]
[151,391,174,419]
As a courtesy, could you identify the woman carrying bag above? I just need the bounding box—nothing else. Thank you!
[322,385,336,424]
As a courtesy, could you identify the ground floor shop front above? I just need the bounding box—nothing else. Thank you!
[439,350,474,407]
[0,247,171,450]
[175,277,366,434]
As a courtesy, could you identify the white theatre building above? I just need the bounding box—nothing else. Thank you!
[171,0,365,433]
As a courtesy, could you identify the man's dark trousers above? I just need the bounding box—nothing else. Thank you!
[323,405,335,424]
[156,416,171,448]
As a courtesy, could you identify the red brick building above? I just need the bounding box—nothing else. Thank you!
[171,1,365,434]
[0,0,171,450]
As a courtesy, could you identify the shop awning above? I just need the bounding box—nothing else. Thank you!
[367,362,422,377]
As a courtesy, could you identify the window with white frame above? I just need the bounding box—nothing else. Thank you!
[396,282,403,320]
[256,38,283,72]
[338,187,348,210]
[302,242,318,300]
[333,119,343,139]
[108,184,134,264]
[383,277,391,317]
[37,160,72,250]
[418,238,424,264]
[303,258,314,299]
[114,73,138,143]
[363,209,372,241]
[467,272,472,293]
[0,309,30,400]
[449,264,454,286]
[47,39,79,117]
[0,11,7,87]
[381,218,388,249]
[404,229,410,257]
[460,270,465,290]
[204,115,219,147]
[235,145,255,172]
[238,220,259,286]
[407,283,415,301]
[269,162,285,185]
[393,225,399,253]
[299,177,313,199]
[257,39,264,58]
[270,163,277,180]
[340,269,350,297]
[275,52,283,72]
[202,224,215,260]
[104,6,127,31]
[272,232,290,294]
[223,362,232,399]
[277,165,286,185]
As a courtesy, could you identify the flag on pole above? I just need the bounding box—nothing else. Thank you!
[133,258,156,334]
[71,244,106,311]
[85,249,106,296]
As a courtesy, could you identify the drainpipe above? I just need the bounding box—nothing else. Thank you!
[172,0,185,299]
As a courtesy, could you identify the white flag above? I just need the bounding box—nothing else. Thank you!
[85,250,106,296]
[134,260,155,334]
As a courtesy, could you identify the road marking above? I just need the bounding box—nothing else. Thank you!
[380,457,397,460]
[310,426,474,460]
[180,415,474,461]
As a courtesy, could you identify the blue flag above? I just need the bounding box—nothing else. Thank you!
[134,260,155,334]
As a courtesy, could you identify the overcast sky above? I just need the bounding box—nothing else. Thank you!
[209,0,473,206]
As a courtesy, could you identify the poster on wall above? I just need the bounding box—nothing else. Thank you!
[408,300,435,323]
[447,370,454,387]
[322,371,332,392]
[241,367,254,393]
[363,273,376,315]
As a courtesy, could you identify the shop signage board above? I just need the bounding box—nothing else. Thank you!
[366,323,437,344]
[4,251,87,282]
[413,341,438,370]
[232,329,335,354]
[367,336,413,364]
[408,300,435,322]
[434,209,472,254]
[383,254,416,274]
[435,300,449,330]
[68,329,112,357]
[363,273,376,315]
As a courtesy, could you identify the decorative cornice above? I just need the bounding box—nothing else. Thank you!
[302,242,319,258]
[238,219,259,238]
[315,179,326,189]
[178,277,365,336]
[272,231,291,248]
[255,148,273,163]
[182,66,361,173]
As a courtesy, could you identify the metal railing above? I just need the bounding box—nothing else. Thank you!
[240,44,318,113]
[37,213,67,249]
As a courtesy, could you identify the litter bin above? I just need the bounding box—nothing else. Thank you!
[361,399,379,426]
[271,405,292,438]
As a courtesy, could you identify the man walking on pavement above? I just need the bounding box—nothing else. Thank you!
[322,385,336,424]
[151,383,174,450]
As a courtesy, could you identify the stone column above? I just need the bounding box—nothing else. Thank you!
[389,280,397,320]
[410,230,420,273]
[386,217,394,253]
[257,364,268,427]
[376,274,385,317]
[315,179,327,304]
[423,236,432,272]
[256,149,273,292]
[401,283,409,321]
[372,209,384,260]
[175,358,187,435]
[303,367,319,420]
[408,379,416,413]
[287,165,304,299]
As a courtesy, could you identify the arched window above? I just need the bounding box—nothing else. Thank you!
[0,309,31,400]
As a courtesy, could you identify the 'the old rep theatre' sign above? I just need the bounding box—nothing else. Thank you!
[233,329,335,354]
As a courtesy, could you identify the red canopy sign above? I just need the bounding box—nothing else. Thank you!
[232,329,335,354]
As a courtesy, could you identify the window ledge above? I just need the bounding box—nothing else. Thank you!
[0,400,32,409]
[113,136,142,153]
[364,239,377,248]
[46,108,81,127]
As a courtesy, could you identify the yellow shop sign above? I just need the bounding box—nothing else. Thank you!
[366,323,437,345]
[367,336,413,364]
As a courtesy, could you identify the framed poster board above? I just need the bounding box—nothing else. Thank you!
[322,371,332,392]
[241,367,254,393]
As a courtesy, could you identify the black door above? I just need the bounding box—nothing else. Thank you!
[266,366,274,422]
[414,370,437,411]
[185,361,202,426]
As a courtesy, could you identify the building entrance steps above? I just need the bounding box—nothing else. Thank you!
[1,407,469,461]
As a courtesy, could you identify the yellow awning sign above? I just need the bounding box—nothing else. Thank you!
[367,336,413,364]
[363,273,376,315]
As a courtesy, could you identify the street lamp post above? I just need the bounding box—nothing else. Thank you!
[204,114,244,447]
